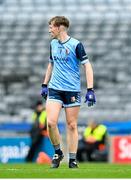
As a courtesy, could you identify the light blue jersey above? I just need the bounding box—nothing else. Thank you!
[48,37,89,92]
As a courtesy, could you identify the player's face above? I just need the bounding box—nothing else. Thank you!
[49,22,60,39]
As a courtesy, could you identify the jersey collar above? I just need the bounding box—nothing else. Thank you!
[58,37,71,44]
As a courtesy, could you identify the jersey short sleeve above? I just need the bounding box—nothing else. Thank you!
[75,42,89,64]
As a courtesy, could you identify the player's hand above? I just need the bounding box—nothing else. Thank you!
[85,88,96,107]
[41,84,48,100]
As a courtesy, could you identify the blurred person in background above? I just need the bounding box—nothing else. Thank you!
[77,120,108,162]
[26,100,47,162]
[41,16,96,168]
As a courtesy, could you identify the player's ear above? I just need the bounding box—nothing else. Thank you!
[58,25,64,32]
[57,26,61,32]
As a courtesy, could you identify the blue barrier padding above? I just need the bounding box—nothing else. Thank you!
[0,121,131,135]
[0,122,66,133]
[78,120,131,135]
[0,123,31,132]
[102,121,131,135]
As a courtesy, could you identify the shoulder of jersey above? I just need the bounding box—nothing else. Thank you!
[50,39,58,45]
[69,37,80,46]
[70,37,79,43]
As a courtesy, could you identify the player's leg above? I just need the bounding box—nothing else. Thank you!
[46,100,62,146]
[65,106,80,168]
[46,88,64,168]
[46,100,64,168]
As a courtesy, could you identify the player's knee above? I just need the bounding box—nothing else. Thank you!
[48,119,57,128]
[68,121,77,131]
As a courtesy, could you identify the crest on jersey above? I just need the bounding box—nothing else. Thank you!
[66,48,70,55]
[71,96,76,102]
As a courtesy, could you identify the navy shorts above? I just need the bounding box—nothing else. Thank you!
[47,88,81,107]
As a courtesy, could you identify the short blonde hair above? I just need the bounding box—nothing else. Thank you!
[49,16,69,28]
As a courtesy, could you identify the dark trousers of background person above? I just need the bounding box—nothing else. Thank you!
[26,125,43,162]
[77,139,102,162]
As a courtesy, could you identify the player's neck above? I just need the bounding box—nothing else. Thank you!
[58,32,70,43]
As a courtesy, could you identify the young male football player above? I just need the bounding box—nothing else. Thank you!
[41,16,96,168]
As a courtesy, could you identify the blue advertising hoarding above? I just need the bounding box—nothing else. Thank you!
[0,136,54,163]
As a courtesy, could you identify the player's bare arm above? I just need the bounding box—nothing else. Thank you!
[41,62,53,99]
[83,62,96,106]
[83,61,94,89]
[43,62,53,85]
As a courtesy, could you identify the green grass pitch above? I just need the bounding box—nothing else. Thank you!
[0,162,131,178]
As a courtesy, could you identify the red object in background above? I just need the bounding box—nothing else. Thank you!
[36,152,51,164]
[98,144,106,151]
[112,136,131,163]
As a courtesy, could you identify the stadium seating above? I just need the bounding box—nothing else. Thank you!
[0,0,131,123]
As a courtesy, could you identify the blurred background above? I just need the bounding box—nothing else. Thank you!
[0,0,131,164]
